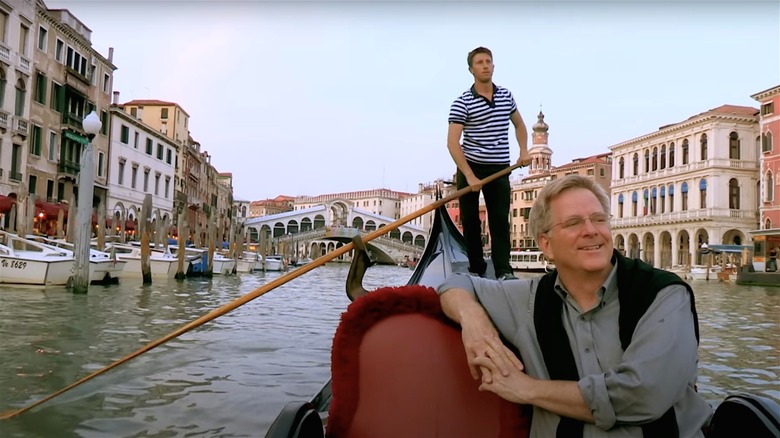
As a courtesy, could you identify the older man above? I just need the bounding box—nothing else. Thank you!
[437,175,712,437]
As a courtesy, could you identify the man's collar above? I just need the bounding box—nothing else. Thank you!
[470,83,497,97]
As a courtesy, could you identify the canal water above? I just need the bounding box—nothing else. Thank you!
[0,265,777,438]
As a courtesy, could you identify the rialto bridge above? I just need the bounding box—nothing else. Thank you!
[242,201,428,264]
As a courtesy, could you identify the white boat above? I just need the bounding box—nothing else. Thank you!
[212,252,236,275]
[25,236,127,284]
[687,265,722,280]
[105,243,182,280]
[264,255,285,272]
[509,250,554,272]
[237,251,271,273]
[0,232,74,286]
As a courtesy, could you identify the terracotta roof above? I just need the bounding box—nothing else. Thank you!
[123,99,178,106]
[218,172,233,177]
[555,156,607,170]
[684,104,758,122]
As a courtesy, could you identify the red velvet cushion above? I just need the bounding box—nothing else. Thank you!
[327,285,530,438]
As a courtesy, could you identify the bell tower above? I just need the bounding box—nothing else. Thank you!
[529,109,553,175]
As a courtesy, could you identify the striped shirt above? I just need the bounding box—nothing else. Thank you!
[448,84,517,165]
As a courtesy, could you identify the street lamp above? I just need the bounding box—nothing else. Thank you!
[72,111,102,293]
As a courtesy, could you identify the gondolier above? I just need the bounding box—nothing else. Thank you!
[447,46,530,280]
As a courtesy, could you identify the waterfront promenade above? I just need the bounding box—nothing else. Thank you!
[0,266,777,437]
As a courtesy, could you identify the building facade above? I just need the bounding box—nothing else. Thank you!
[751,85,780,229]
[32,3,115,209]
[0,0,35,197]
[106,104,177,235]
[610,105,759,268]
[400,179,449,232]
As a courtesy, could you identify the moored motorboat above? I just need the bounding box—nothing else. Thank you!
[0,231,74,286]
[25,235,126,284]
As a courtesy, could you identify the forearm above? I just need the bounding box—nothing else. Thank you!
[440,288,493,327]
[515,123,528,153]
[447,140,475,180]
[529,379,594,423]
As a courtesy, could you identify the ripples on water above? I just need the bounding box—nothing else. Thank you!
[0,266,777,437]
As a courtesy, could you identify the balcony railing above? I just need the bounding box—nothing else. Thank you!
[62,112,83,130]
[0,43,10,64]
[58,159,80,175]
[611,208,758,228]
[0,110,9,130]
[13,117,29,136]
[18,55,31,74]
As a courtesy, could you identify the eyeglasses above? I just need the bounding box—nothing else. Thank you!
[547,212,612,233]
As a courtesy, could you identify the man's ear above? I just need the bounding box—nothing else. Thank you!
[539,233,553,261]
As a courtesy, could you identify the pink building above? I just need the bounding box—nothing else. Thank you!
[752,85,780,229]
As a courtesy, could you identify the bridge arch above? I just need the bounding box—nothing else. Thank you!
[287,220,299,234]
[414,235,426,247]
[313,214,325,229]
[352,217,364,230]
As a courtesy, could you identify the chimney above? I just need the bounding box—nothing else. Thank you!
[112,91,120,106]
[108,47,114,62]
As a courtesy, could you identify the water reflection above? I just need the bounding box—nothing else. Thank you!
[0,266,777,437]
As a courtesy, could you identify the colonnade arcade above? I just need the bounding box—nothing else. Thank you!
[613,227,746,268]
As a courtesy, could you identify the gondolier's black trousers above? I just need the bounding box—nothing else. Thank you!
[456,162,512,278]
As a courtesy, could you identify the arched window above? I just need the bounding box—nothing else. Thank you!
[700,134,708,161]
[643,189,649,215]
[652,147,658,171]
[644,150,650,173]
[618,157,625,179]
[660,185,666,213]
[764,132,774,153]
[699,178,707,209]
[729,131,740,159]
[766,218,772,230]
[14,78,25,117]
[767,170,774,202]
[729,178,740,209]
[669,143,675,167]
[618,194,624,218]
[660,145,667,169]
[681,182,688,211]
[650,187,657,214]
[632,153,639,175]
[682,139,689,165]
[631,191,638,216]
[668,184,675,213]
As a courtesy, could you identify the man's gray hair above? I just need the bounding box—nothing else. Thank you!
[528,175,611,241]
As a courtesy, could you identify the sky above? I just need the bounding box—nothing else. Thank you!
[44,0,780,201]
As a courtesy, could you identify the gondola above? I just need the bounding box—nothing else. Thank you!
[265,200,780,438]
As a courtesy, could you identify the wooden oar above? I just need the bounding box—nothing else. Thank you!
[0,163,523,420]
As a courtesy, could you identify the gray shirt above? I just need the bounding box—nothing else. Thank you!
[437,265,713,438]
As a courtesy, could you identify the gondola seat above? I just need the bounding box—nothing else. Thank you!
[327,284,530,438]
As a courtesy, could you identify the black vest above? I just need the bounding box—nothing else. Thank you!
[534,250,698,437]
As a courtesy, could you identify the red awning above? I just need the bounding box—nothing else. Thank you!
[0,195,16,214]
[35,199,69,218]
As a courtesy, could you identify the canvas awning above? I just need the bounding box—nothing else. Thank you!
[64,130,89,145]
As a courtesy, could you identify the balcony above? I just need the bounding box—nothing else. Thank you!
[611,208,758,228]
[0,110,9,130]
[65,66,91,86]
[17,55,31,75]
[61,112,84,131]
[13,117,29,136]
[58,159,80,176]
[0,43,9,64]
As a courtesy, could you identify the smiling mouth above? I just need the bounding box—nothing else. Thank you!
[580,244,602,250]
